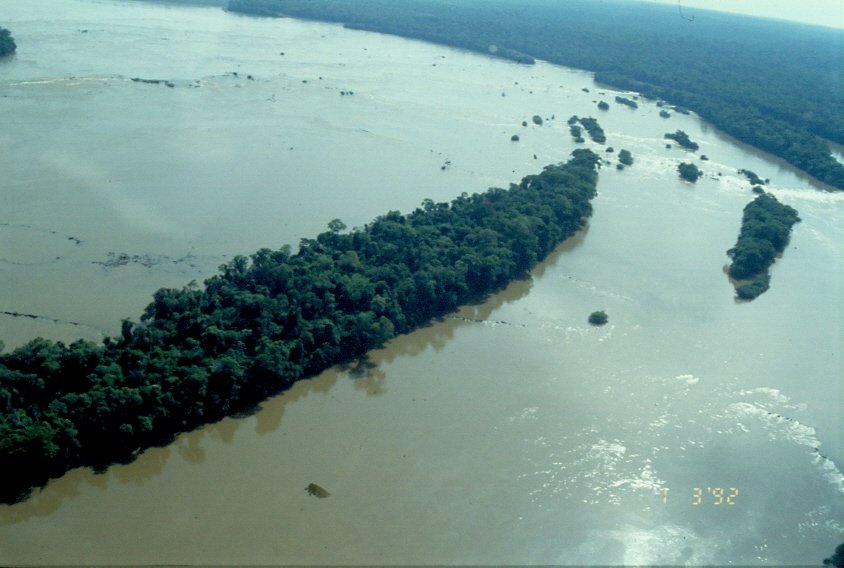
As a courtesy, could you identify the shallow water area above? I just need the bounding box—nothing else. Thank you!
[1,0,843,565]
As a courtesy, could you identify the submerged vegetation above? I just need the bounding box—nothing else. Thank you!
[226,0,844,189]
[0,26,16,56]
[0,150,601,503]
[726,193,800,300]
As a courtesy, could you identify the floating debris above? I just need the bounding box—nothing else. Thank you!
[93,251,198,269]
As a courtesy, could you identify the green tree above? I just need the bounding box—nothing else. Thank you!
[327,218,347,233]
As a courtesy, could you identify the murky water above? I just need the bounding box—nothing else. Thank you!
[1,1,843,565]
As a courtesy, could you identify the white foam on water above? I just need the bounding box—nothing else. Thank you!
[737,387,790,404]
[673,373,700,385]
[767,185,844,205]
[721,393,844,495]
[797,505,844,538]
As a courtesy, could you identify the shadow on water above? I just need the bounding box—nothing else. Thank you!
[0,225,589,524]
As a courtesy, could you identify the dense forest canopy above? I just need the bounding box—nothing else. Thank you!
[0,26,16,56]
[0,150,600,503]
[226,0,844,190]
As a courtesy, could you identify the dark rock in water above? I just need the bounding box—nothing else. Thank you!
[306,483,330,498]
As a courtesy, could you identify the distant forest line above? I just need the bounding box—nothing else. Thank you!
[226,0,844,190]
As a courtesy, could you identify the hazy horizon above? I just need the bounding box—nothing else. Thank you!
[639,0,844,30]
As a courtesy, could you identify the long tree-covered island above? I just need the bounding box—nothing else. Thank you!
[0,150,600,503]
[226,0,844,190]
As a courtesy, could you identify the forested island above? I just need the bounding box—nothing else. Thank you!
[726,193,800,300]
[0,150,600,503]
[0,26,16,56]
[225,0,844,190]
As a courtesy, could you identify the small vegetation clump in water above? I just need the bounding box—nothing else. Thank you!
[0,27,15,57]
[568,116,606,144]
[614,96,638,109]
[578,117,606,144]
[569,121,585,143]
[738,168,767,186]
[678,162,702,182]
[306,483,330,498]
[664,130,699,151]
[588,310,608,326]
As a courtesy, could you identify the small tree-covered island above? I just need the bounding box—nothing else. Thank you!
[0,150,601,503]
[726,193,800,300]
[664,130,699,151]
[0,26,16,56]
[677,162,703,182]
[568,116,606,144]
[588,310,608,326]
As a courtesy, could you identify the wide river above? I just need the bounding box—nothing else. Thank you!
[1,1,843,564]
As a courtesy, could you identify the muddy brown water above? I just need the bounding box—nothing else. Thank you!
[1,1,842,564]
